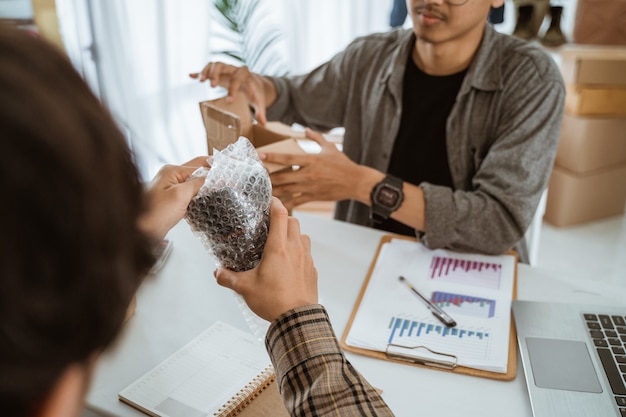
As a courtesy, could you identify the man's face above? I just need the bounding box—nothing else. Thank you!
[407,0,501,45]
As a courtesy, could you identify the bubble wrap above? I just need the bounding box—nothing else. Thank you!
[185,137,271,272]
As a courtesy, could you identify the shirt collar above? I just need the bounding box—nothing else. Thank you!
[461,24,503,94]
[383,29,415,103]
[384,25,503,98]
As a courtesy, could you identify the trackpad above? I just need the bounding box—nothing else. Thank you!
[526,337,602,393]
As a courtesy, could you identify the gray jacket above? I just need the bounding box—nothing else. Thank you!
[267,25,565,263]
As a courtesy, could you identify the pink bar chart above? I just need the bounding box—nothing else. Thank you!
[431,291,496,318]
[429,256,502,289]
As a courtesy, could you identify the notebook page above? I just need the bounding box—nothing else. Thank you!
[119,321,272,417]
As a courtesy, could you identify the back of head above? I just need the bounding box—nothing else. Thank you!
[0,25,154,417]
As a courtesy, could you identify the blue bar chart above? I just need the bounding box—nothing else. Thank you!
[429,256,502,289]
[431,291,496,318]
[387,316,493,361]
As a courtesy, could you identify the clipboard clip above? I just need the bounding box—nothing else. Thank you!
[385,343,458,370]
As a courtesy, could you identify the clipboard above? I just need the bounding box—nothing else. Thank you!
[340,234,518,381]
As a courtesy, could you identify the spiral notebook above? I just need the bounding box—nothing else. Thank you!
[118,321,288,417]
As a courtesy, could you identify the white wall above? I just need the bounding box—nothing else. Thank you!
[0,0,33,19]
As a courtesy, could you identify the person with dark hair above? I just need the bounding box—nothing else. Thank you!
[192,0,566,265]
[0,25,393,417]
[0,24,207,417]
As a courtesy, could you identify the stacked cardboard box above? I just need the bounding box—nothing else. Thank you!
[544,46,626,227]
[573,0,626,46]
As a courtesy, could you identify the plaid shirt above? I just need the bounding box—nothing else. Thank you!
[266,305,394,416]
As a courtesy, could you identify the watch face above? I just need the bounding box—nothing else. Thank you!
[378,186,400,208]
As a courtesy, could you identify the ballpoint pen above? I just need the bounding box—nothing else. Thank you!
[398,276,457,327]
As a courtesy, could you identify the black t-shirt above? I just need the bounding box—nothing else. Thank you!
[374,54,467,236]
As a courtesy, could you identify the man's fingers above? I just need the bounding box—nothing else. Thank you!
[245,82,267,125]
[161,165,203,183]
[305,128,335,151]
[301,233,311,252]
[227,65,252,102]
[260,151,308,167]
[214,268,238,291]
[227,79,242,103]
[286,216,302,241]
[195,62,213,82]
[191,62,235,86]
[182,176,205,197]
[271,183,310,200]
[283,193,316,209]
[182,156,210,167]
[179,165,203,181]
[270,166,313,188]
[253,105,267,125]
[265,197,289,248]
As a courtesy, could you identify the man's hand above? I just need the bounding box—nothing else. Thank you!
[214,198,318,322]
[138,156,209,240]
[189,62,275,125]
[259,128,380,210]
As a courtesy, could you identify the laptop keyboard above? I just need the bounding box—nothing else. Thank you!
[584,313,626,416]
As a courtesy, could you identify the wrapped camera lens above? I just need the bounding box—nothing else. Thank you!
[185,137,271,272]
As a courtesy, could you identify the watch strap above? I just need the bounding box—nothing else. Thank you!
[370,174,404,223]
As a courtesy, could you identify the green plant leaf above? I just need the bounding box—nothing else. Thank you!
[211,0,290,76]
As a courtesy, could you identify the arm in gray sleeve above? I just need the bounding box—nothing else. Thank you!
[266,34,385,132]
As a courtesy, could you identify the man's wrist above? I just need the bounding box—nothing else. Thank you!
[261,75,277,108]
[369,174,404,222]
[266,304,340,379]
[355,168,385,206]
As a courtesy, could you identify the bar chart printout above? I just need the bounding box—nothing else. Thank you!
[430,256,502,289]
[387,316,493,361]
[431,291,497,318]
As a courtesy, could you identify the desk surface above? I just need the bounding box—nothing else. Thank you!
[86,213,626,417]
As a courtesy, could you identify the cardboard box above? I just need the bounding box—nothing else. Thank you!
[198,93,341,213]
[565,85,626,116]
[544,164,626,227]
[199,92,305,153]
[573,0,626,47]
[556,113,626,174]
[255,138,307,174]
[199,92,308,173]
[560,46,626,87]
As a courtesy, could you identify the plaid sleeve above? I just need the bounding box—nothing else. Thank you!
[265,304,394,417]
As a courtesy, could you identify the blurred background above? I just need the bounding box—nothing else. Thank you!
[0,0,580,181]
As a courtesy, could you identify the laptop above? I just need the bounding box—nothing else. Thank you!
[512,300,626,417]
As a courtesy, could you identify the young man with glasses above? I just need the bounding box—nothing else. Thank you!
[192,0,565,265]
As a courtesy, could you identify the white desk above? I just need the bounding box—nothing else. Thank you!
[85,213,626,417]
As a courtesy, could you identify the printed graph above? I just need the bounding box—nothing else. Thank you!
[431,291,496,318]
[429,256,502,289]
[387,316,493,361]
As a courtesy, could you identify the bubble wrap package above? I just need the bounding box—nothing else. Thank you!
[185,137,271,272]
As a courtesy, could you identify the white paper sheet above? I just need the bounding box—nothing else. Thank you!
[119,321,272,417]
[346,239,516,373]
